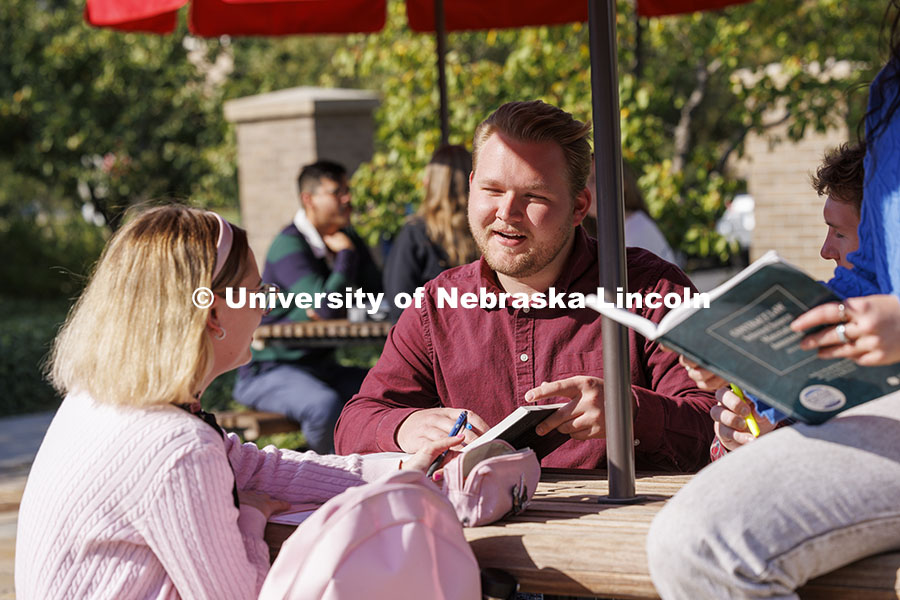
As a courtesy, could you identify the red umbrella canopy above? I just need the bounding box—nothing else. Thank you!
[85,0,387,36]
[405,0,751,31]
[85,0,751,36]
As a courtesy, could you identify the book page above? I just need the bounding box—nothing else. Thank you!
[586,251,786,338]
[268,502,320,526]
[585,295,662,339]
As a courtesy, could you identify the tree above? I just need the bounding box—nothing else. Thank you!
[625,0,887,258]
[0,0,236,229]
[316,0,890,260]
[3,0,894,260]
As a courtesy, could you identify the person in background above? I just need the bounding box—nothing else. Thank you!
[815,141,865,270]
[234,160,382,454]
[647,2,900,593]
[583,161,678,265]
[384,145,479,321]
[14,205,455,599]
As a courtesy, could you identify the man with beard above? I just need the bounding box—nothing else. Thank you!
[334,101,716,470]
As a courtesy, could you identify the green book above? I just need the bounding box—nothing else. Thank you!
[586,251,900,424]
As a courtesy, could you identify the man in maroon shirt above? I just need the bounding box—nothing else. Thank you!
[334,100,716,471]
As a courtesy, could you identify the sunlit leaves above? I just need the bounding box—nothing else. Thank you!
[3,0,893,261]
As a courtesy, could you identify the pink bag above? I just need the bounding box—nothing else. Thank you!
[443,440,541,527]
[258,469,480,600]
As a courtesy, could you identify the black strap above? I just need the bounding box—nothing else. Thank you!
[175,403,240,510]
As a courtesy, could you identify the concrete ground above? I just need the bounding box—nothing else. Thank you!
[0,411,56,600]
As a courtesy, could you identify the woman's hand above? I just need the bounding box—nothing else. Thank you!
[791,295,900,366]
[399,434,464,474]
[238,490,291,519]
[711,388,777,451]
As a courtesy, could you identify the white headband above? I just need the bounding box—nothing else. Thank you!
[211,212,233,280]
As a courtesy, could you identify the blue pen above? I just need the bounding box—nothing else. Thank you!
[425,411,467,477]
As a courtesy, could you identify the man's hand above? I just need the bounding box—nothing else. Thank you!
[395,407,488,453]
[710,388,776,451]
[678,355,727,391]
[524,375,632,440]
[322,231,354,253]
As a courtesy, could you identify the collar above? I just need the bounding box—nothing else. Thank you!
[558,226,595,292]
[293,209,328,259]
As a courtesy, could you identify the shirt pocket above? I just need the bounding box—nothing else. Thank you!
[550,350,605,380]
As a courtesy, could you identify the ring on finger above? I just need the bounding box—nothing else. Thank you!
[835,323,849,344]
[837,303,847,323]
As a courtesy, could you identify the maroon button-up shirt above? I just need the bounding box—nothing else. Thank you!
[335,229,716,471]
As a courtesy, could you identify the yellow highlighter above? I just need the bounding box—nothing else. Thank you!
[729,384,761,438]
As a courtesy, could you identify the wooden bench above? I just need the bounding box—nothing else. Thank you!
[216,410,300,441]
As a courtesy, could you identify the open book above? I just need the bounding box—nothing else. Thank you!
[467,402,568,458]
[587,251,900,424]
[269,502,321,526]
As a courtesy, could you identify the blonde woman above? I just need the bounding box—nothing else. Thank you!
[15,205,458,599]
[384,145,479,321]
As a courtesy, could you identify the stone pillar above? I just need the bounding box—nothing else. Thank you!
[224,87,380,268]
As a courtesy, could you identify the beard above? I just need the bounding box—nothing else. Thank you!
[471,219,575,279]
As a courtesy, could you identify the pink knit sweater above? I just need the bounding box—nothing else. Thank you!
[15,392,400,599]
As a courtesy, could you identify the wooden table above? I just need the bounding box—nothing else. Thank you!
[251,319,392,350]
[265,468,900,599]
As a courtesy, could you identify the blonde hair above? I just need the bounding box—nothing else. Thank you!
[417,145,478,266]
[47,205,250,407]
[472,100,592,199]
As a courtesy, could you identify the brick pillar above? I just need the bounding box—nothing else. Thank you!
[224,87,380,268]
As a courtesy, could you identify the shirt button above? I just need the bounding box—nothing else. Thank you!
[519,353,528,362]
[522,306,530,313]
[634,439,641,446]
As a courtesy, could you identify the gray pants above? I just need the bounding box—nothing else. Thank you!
[646,390,900,599]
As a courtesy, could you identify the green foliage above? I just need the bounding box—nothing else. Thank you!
[0,213,107,299]
[336,344,383,369]
[0,297,68,416]
[3,0,896,276]
[325,0,890,261]
[201,372,240,413]
[615,0,886,258]
[1,0,235,228]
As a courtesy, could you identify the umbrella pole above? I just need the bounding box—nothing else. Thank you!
[434,0,450,145]
[589,0,638,501]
